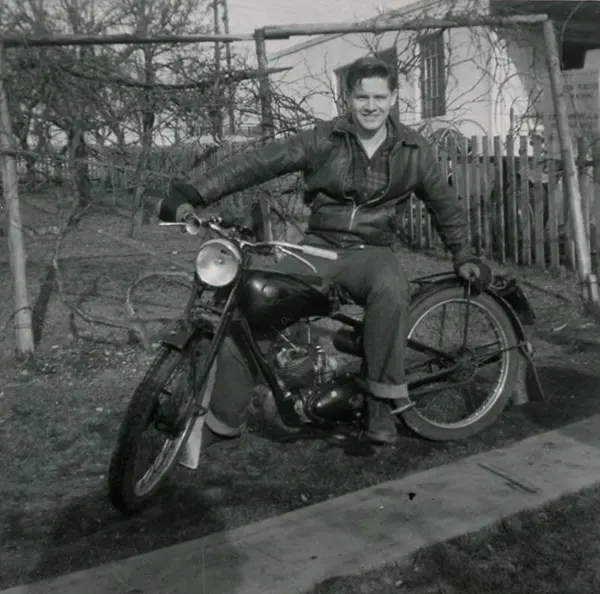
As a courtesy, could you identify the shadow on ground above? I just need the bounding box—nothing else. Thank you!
[518,364,600,433]
[24,483,245,593]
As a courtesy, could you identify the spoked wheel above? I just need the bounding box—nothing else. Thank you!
[402,285,519,441]
[108,334,217,514]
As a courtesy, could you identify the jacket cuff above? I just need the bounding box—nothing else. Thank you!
[451,246,478,267]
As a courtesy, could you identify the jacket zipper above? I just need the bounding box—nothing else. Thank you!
[341,132,358,231]
[349,144,400,231]
[349,202,360,230]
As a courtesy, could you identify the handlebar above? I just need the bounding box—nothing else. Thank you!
[159,211,339,261]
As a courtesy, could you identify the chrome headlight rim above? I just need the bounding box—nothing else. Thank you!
[195,238,242,288]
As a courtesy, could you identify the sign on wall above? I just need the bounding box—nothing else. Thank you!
[543,68,600,158]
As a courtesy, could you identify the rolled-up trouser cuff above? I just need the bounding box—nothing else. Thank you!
[365,380,409,400]
[205,410,243,437]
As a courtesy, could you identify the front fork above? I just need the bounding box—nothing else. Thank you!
[162,277,304,428]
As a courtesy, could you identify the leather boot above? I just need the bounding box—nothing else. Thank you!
[365,396,398,444]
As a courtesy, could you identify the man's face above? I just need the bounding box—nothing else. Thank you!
[347,77,397,134]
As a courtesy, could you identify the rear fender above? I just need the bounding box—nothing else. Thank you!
[411,274,532,342]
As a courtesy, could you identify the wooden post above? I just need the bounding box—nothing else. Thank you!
[0,43,34,356]
[220,0,236,135]
[542,19,598,302]
[254,28,275,142]
[212,0,224,139]
[253,28,273,242]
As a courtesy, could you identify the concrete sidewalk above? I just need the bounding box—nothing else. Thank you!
[5,415,600,594]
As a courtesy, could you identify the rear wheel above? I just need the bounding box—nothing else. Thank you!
[108,334,216,514]
[402,285,519,441]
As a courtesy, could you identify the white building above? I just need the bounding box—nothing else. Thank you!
[265,0,600,143]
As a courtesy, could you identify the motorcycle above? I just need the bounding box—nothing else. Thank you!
[108,205,542,515]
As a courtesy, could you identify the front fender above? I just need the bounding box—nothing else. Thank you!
[158,319,213,351]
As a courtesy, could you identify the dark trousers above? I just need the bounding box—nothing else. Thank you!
[205,236,411,436]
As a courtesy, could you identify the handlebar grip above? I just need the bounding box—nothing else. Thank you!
[298,244,339,260]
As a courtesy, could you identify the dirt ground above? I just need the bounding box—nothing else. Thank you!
[1,196,600,590]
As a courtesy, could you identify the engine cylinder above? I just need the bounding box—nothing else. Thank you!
[274,346,315,389]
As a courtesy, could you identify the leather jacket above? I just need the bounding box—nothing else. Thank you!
[165,114,474,263]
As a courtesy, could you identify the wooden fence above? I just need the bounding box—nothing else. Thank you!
[12,133,600,272]
[14,140,251,196]
[399,135,599,272]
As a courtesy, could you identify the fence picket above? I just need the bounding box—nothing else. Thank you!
[532,136,546,267]
[481,137,492,260]
[519,135,532,267]
[493,136,506,264]
[546,135,560,270]
[471,136,483,256]
[459,136,471,245]
[426,143,436,248]
[505,135,518,263]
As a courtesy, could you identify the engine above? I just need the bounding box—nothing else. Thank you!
[272,343,338,389]
[269,332,364,424]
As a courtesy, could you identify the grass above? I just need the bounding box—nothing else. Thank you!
[304,484,600,594]
[1,194,600,590]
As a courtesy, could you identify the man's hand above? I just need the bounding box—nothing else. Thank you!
[455,258,492,291]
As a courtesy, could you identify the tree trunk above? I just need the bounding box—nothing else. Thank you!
[130,48,156,234]
[0,43,34,356]
[67,126,91,207]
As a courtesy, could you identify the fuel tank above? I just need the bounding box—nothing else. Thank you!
[239,269,334,330]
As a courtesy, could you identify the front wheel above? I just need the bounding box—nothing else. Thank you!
[108,333,217,514]
[402,285,519,441]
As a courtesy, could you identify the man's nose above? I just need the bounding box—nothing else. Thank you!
[366,98,377,111]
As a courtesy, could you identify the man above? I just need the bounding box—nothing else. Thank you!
[158,56,490,464]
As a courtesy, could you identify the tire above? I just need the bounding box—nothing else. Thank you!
[401,285,519,441]
[108,334,216,514]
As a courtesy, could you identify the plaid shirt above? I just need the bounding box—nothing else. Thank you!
[344,123,394,205]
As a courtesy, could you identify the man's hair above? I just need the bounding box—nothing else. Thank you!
[344,56,398,94]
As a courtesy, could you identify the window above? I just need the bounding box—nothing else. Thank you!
[334,47,398,116]
[419,31,446,119]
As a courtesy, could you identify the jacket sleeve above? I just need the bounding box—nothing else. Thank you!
[414,144,475,263]
[187,127,320,204]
